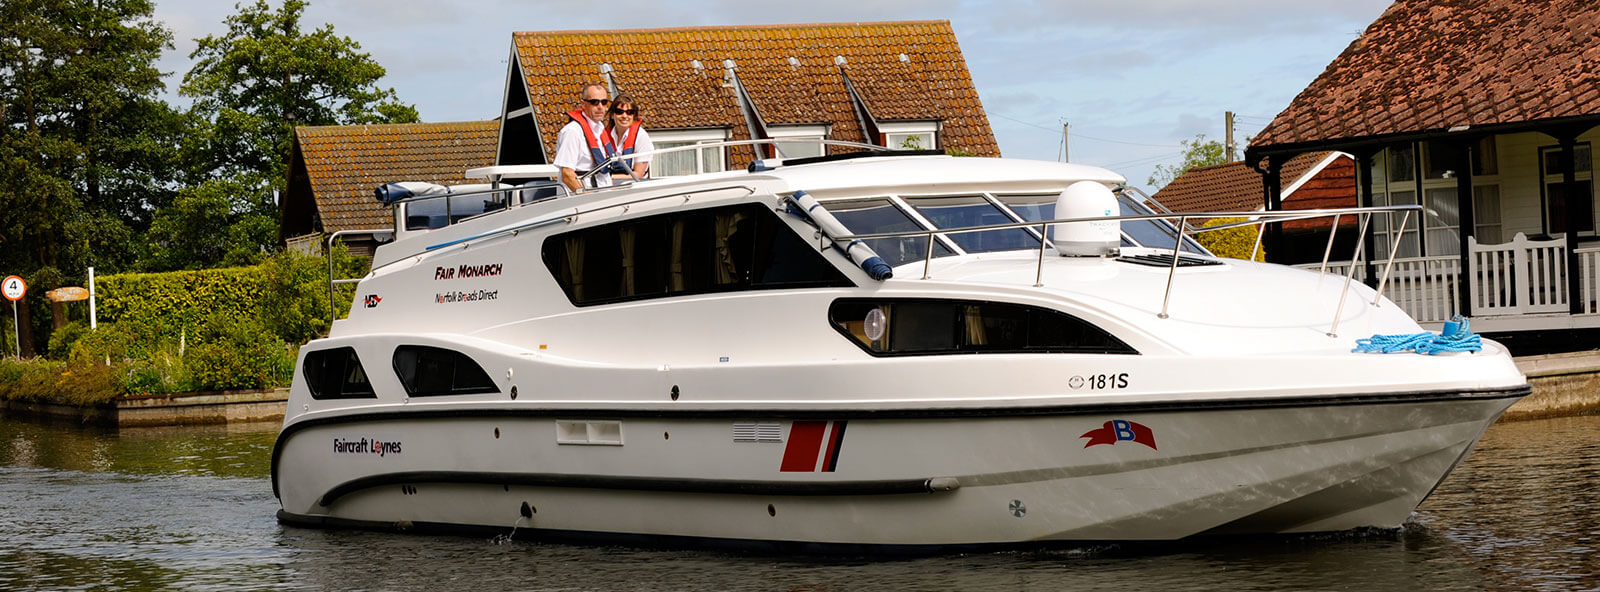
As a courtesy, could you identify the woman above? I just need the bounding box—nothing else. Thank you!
[605,94,653,182]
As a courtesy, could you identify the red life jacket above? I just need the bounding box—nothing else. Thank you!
[566,110,616,171]
[607,119,644,175]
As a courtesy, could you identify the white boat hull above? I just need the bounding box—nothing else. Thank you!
[274,389,1522,549]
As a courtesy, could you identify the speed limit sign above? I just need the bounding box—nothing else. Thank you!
[2,276,24,301]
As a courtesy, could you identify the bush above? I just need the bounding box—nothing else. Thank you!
[259,246,366,344]
[0,357,125,406]
[1196,217,1266,261]
[46,321,89,360]
[184,311,294,391]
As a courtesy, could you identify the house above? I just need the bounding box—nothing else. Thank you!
[1244,0,1600,334]
[496,21,1000,173]
[1153,151,1357,263]
[279,120,499,255]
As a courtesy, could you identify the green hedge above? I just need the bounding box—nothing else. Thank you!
[1196,217,1266,262]
[96,267,267,342]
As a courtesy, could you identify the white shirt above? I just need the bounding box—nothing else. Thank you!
[611,126,654,177]
[553,114,613,188]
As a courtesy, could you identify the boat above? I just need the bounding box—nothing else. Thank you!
[271,140,1530,551]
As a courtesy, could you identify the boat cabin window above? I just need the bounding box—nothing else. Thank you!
[302,347,376,400]
[542,203,854,306]
[829,298,1138,356]
[391,345,500,397]
[403,192,511,231]
[826,198,956,266]
[903,195,1040,253]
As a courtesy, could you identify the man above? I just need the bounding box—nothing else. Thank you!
[554,83,615,192]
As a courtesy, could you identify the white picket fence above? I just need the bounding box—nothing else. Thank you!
[1300,233,1600,322]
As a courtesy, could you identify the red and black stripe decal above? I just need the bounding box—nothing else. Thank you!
[780,420,848,472]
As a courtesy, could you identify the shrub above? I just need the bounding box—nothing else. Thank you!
[46,321,89,360]
[259,245,369,344]
[1196,217,1266,261]
[184,311,294,391]
[0,357,125,405]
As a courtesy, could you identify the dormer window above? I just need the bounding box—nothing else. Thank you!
[768,124,832,159]
[880,121,940,151]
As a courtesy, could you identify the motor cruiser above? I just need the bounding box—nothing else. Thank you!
[272,141,1529,551]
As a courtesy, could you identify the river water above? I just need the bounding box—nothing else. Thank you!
[1,413,1597,592]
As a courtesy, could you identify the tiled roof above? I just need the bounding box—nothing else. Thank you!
[510,21,999,164]
[1152,152,1356,229]
[294,121,499,231]
[1254,0,1600,149]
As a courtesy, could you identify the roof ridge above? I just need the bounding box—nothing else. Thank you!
[513,20,950,37]
[296,120,497,134]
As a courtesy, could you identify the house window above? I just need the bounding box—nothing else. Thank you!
[768,124,831,159]
[1540,143,1594,236]
[1369,147,1421,259]
[879,121,940,150]
[651,129,730,177]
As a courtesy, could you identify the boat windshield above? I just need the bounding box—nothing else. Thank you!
[994,193,1206,254]
[903,195,1041,253]
[827,198,957,266]
[819,191,1208,263]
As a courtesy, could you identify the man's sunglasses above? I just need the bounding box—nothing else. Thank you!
[611,108,638,116]
[583,98,610,106]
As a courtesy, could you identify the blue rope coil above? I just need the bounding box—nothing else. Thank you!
[1353,315,1482,355]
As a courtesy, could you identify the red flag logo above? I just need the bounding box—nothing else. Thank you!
[1080,419,1157,450]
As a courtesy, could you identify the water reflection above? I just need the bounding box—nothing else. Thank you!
[1,413,1597,591]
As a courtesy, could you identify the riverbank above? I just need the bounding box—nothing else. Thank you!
[0,388,288,427]
[1504,350,1600,421]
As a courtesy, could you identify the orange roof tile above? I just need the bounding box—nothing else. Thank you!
[510,21,999,165]
[1254,0,1600,150]
[292,121,499,231]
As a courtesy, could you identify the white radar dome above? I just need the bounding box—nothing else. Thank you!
[1053,181,1121,257]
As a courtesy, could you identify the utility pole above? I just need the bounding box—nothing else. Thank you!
[1061,121,1070,162]
[1225,111,1236,162]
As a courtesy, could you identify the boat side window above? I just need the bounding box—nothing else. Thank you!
[825,198,955,266]
[829,299,1138,356]
[832,297,1132,353]
[541,203,854,306]
[391,345,499,397]
[302,347,376,400]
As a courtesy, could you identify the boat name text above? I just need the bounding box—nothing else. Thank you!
[435,263,503,280]
[333,437,403,457]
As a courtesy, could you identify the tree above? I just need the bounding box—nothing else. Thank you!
[1,0,184,354]
[1147,134,1227,189]
[143,173,278,270]
[179,0,420,183]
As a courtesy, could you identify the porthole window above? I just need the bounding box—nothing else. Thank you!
[302,347,376,400]
[829,299,1137,356]
[392,345,499,397]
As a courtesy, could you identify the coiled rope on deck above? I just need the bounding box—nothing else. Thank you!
[1353,315,1482,354]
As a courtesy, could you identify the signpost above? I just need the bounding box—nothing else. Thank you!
[3,275,24,357]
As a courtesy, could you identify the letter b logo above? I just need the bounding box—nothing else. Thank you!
[1112,419,1135,442]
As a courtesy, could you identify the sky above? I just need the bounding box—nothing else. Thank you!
[150,0,1397,194]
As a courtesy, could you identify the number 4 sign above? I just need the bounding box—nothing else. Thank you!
[2,276,23,301]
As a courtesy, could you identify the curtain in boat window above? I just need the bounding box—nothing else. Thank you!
[714,211,748,285]
[564,236,585,301]
[619,226,637,296]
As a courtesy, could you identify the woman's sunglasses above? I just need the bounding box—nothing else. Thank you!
[611,108,638,116]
